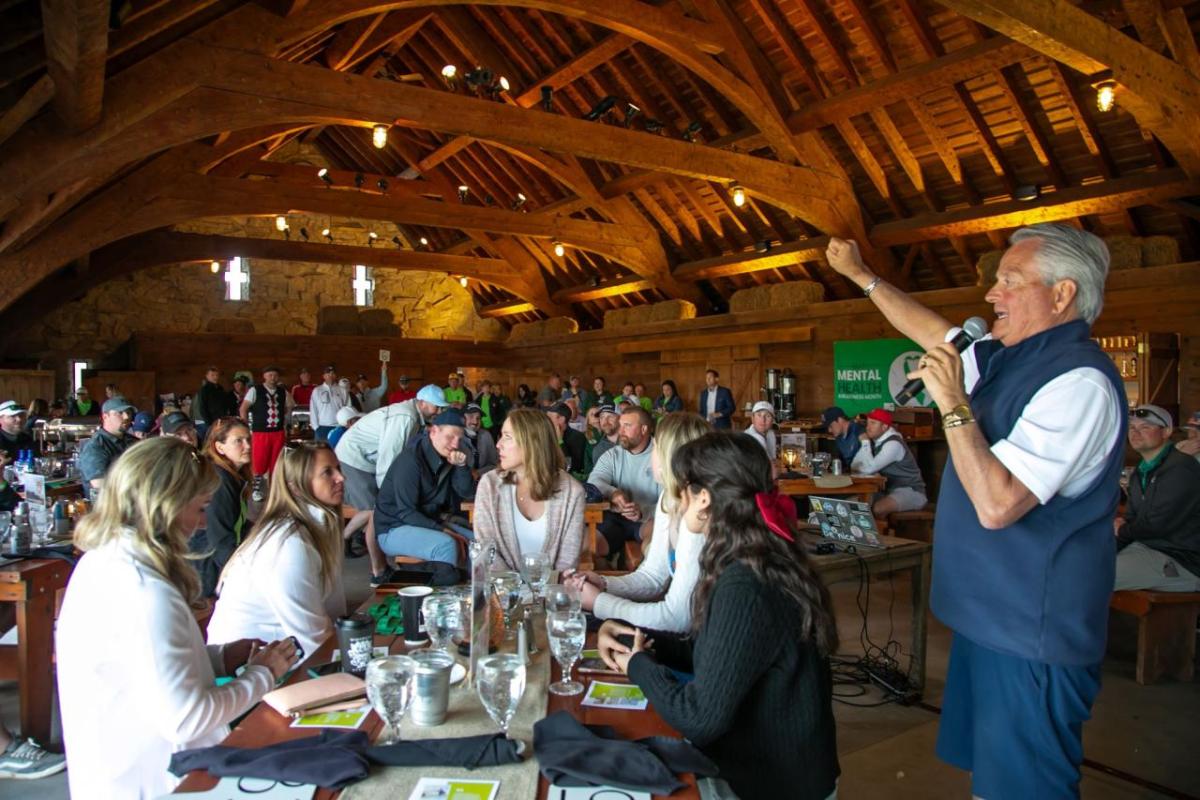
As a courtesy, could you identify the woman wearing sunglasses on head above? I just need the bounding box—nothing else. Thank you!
[57,438,299,799]
[598,432,839,800]
[207,441,348,659]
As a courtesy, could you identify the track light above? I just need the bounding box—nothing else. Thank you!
[553,240,565,257]
[282,226,291,240]
[275,215,287,231]
[498,76,510,92]
[623,103,641,128]
[317,167,333,186]
[392,236,403,247]
[322,228,332,242]
[731,184,746,207]
[1094,79,1117,113]
[210,261,221,274]
[419,236,429,247]
[683,121,702,142]
[458,185,469,203]
[643,118,664,134]
[1014,184,1041,202]
[541,86,554,112]
[585,95,618,121]
[441,64,458,88]
[367,231,378,246]
[512,192,527,211]
[299,227,309,241]
[459,276,469,288]
[755,239,773,254]
[377,178,389,191]
[353,173,365,189]
[464,67,493,90]
[372,124,388,149]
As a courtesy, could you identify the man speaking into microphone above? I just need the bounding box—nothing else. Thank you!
[827,224,1125,800]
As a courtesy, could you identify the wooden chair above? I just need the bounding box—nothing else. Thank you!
[1109,590,1200,684]
[885,503,937,542]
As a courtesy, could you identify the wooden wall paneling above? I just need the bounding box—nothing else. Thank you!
[82,370,157,415]
[0,370,55,407]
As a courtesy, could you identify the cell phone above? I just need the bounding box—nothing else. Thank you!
[306,659,341,679]
[577,649,621,676]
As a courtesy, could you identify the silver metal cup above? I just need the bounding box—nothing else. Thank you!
[408,650,456,726]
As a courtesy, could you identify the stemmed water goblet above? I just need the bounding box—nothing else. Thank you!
[546,610,586,696]
[475,654,527,738]
[365,655,418,745]
[543,583,582,614]
[520,552,551,609]
[490,571,523,641]
[422,593,463,654]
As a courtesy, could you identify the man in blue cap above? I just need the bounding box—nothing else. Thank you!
[369,408,476,584]
[820,406,863,469]
[78,397,136,497]
[128,411,156,440]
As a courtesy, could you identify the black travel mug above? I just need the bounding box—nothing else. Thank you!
[335,614,375,677]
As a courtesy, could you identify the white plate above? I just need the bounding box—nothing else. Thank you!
[450,662,467,685]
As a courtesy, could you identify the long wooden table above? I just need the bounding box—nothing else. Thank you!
[0,558,72,743]
[178,599,698,799]
[777,473,886,504]
[809,533,933,692]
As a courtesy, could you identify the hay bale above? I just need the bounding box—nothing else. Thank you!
[359,308,399,336]
[976,250,1003,287]
[1141,235,1180,267]
[770,281,824,307]
[507,321,537,343]
[648,299,697,322]
[603,308,632,329]
[625,306,656,326]
[1104,236,1142,270]
[541,316,579,337]
[729,284,773,313]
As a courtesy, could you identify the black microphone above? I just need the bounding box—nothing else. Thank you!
[895,317,989,405]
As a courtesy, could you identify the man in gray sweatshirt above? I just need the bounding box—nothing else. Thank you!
[587,406,658,560]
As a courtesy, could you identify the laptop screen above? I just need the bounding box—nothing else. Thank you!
[808,496,883,549]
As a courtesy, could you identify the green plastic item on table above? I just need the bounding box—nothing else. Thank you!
[368,594,405,636]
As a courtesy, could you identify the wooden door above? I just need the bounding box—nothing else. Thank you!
[83,371,157,416]
[1141,332,1180,424]
[0,370,55,406]
[661,345,760,421]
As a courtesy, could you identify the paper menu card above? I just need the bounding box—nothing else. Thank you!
[581,681,649,711]
[406,777,500,800]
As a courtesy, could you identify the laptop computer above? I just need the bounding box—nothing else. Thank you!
[808,495,884,549]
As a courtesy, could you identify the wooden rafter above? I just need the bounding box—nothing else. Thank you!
[40,0,110,131]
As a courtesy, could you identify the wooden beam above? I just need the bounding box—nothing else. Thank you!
[0,74,53,148]
[478,299,536,318]
[869,169,1200,246]
[617,323,813,354]
[40,0,110,131]
[324,12,385,70]
[513,34,633,106]
[788,38,1030,132]
[552,277,653,304]
[674,238,831,281]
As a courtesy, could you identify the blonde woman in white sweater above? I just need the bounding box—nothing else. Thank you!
[57,438,298,799]
[207,440,348,658]
[568,412,711,633]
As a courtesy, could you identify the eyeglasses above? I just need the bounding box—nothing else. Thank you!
[1130,408,1170,428]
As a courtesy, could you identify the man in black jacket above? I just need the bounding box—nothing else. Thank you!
[1115,404,1200,591]
[368,409,476,582]
[191,366,227,444]
[547,402,588,480]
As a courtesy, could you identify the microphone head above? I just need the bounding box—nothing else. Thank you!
[963,316,989,341]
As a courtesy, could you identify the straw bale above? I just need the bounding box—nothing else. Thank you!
[1141,235,1180,267]
[648,299,697,322]
[729,285,773,313]
[603,307,632,329]
[976,250,1002,286]
[1104,236,1142,270]
[770,281,824,307]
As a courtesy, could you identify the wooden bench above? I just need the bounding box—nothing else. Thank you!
[1109,590,1200,684]
[885,504,936,542]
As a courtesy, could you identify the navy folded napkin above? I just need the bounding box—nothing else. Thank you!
[168,729,521,789]
[533,710,718,794]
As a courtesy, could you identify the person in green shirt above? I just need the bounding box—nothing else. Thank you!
[634,383,653,412]
[443,372,468,409]
[481,382,511,435]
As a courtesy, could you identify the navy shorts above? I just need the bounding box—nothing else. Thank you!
[936,632,1101,800]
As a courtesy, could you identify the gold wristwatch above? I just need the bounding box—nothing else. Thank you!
[942,403,976,429]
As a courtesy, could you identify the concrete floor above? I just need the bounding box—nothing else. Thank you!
[2,556,1196,798]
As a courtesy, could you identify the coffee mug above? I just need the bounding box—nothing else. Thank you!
[398,585,434,645]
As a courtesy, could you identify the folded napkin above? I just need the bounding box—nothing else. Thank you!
[533,710,718,795]
[169,729,522,789]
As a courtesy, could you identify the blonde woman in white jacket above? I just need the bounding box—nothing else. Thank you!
[568,413,711,633]
[208,440,348,659]
[57,438,298,799]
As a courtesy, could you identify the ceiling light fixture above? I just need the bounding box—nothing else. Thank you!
[353,173,365,189]
[553,240,565,257]
[754,239,773,254]
[275,215,287,231]
[1094,79,1117,113]
[441,64,458,88]
[731,184,746,207]
[299,227,309,241]
[459,276,469,288]
[419,236,429,247]
[1014,184,1041,202]
[317,167,333,186]
[498,76,510,92]
[392,236,404,247]
[683,121,703,142]
[322,228,332,242]
[210,260,221,274]
[372,124,388,149]
[458,185,469,203]
[367,231,378,247]
[643,118,664,134]
[541,86,554,112]
[512,192,527,211]
[623,103,641,128]
[585,95,618,122]
[377,178,389,191]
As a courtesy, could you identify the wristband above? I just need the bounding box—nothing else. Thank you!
[863,277,882,297]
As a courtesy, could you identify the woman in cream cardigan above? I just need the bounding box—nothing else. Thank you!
[474,407,585,571]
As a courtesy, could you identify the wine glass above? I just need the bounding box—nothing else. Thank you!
[520,552,551,607]
[490,571,523,641]
[546,610,586,696]
[365,655,417,745]
[543,583,582,614]
[422,594,463,654]
[475,654,526,737]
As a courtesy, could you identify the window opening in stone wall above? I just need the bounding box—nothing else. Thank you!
[71,360,89,394]
[224,257,250,301]
[353,264,375,307]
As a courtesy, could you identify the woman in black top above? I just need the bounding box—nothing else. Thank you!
[599,432,840,800]
[515,384,537,408]
[193,417,253,597]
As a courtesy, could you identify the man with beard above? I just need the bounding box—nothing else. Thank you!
[78,397,137,497]
[587,407,657,561]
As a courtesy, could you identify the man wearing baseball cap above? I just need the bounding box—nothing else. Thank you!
[160,411,198,448]
[444,372,469,409]
[370,408,476,583]
[461,403,498,473]
[819,406,864,468]
[1115,404,1200,591]
[745,400,778,461]
[239,365,292,501]
[128,411,156,440]
[850,408,927,518]
[78,397,137,497]
[0,400,36,463]
[387,374,416,405]
[328,406,362,449]
[591,404,621,464]
[1177,410,1200,462]
[310,365,350,442]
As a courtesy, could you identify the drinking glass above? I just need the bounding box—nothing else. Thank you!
[365,655,418,745]
[546,611,586,696]
[520,552,551,606]
[422,594,463,654]
[475,654,526,737]
[543,583,582,615]
[490,571,523,641]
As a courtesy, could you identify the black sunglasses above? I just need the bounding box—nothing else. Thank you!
[1130,408,1170,427]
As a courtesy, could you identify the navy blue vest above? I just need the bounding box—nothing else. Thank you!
[931,320,1126,666]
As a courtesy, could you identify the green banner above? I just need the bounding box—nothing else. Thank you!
[833,338,930,415]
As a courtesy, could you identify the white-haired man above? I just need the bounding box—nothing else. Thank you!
[827,223,1125,800]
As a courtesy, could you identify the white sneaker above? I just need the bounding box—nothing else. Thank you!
[0,738,67,779]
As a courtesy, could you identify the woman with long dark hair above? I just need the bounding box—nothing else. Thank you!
[515,383,536,408]
[194,417,253,597]
[598,432,839,800]
[652,380,683,416]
